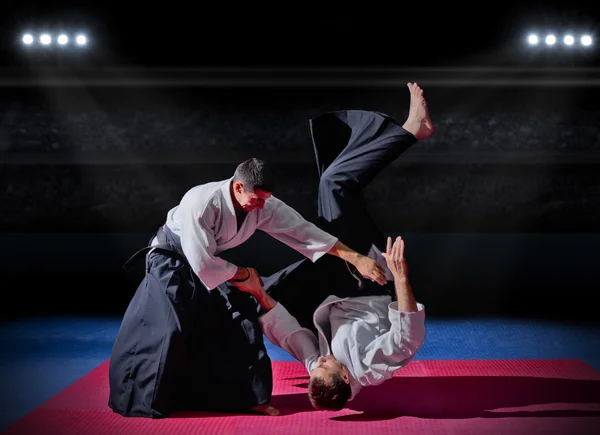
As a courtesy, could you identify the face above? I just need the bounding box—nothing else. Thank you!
[233,182,271,212]
[310,355,350,385]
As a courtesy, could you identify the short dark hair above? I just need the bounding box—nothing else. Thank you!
[233,158,276,193]
[308,373,352,411]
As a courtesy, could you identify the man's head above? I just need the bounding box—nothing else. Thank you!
[232,158,276,212]
[308,355,352,411]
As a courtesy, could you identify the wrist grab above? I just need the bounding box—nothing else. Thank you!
[230,267,251,283]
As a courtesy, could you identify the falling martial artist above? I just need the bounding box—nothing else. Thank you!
[244,82,434,411]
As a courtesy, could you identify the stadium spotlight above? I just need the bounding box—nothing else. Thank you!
[40,33,51,45]
[527,34,539,45]
[22,33,34,45]
[75,34,87,45]
[526,31,594,50]
[19,30,90,51]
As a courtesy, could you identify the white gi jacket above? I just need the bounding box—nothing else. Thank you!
[154,177,338,290]
[260,295,426,400]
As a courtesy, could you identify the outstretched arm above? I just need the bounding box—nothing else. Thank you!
[248,286,277,313]
[327,240,387,285]
[243,285,321,373]
[258,196,387,285]
[381,236,418,312]
[357,236,425,387]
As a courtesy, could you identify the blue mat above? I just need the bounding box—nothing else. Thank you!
[1,316,599,431]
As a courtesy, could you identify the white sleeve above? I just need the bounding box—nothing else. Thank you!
[179,203,237,290]
[359,303,426,386]
[259,302,320,373]
[258,197,338,262]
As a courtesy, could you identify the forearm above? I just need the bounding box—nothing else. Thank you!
[393,275,418,312]
[252,288,277,313]
[259,302,321,370]
[327,240,360,264]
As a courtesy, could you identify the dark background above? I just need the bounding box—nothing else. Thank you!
[0,1,598,321]
[1,0,599,68]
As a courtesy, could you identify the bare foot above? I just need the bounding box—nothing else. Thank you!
[249,404,281,416]
[402,82,434,140]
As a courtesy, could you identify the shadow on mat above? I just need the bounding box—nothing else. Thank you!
[171,376,600,419]
[329,376,600,421]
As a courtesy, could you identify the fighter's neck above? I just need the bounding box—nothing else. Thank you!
[229,181,244,212]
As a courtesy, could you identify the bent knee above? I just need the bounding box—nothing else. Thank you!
[319,168,350,193]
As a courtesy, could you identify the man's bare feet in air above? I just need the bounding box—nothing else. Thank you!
[250,403,280,416]
[402,82,434,140]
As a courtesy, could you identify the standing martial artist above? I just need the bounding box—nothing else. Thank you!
[108,144,388,417]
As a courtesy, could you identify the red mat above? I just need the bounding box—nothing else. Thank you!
[3,359,600,435]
